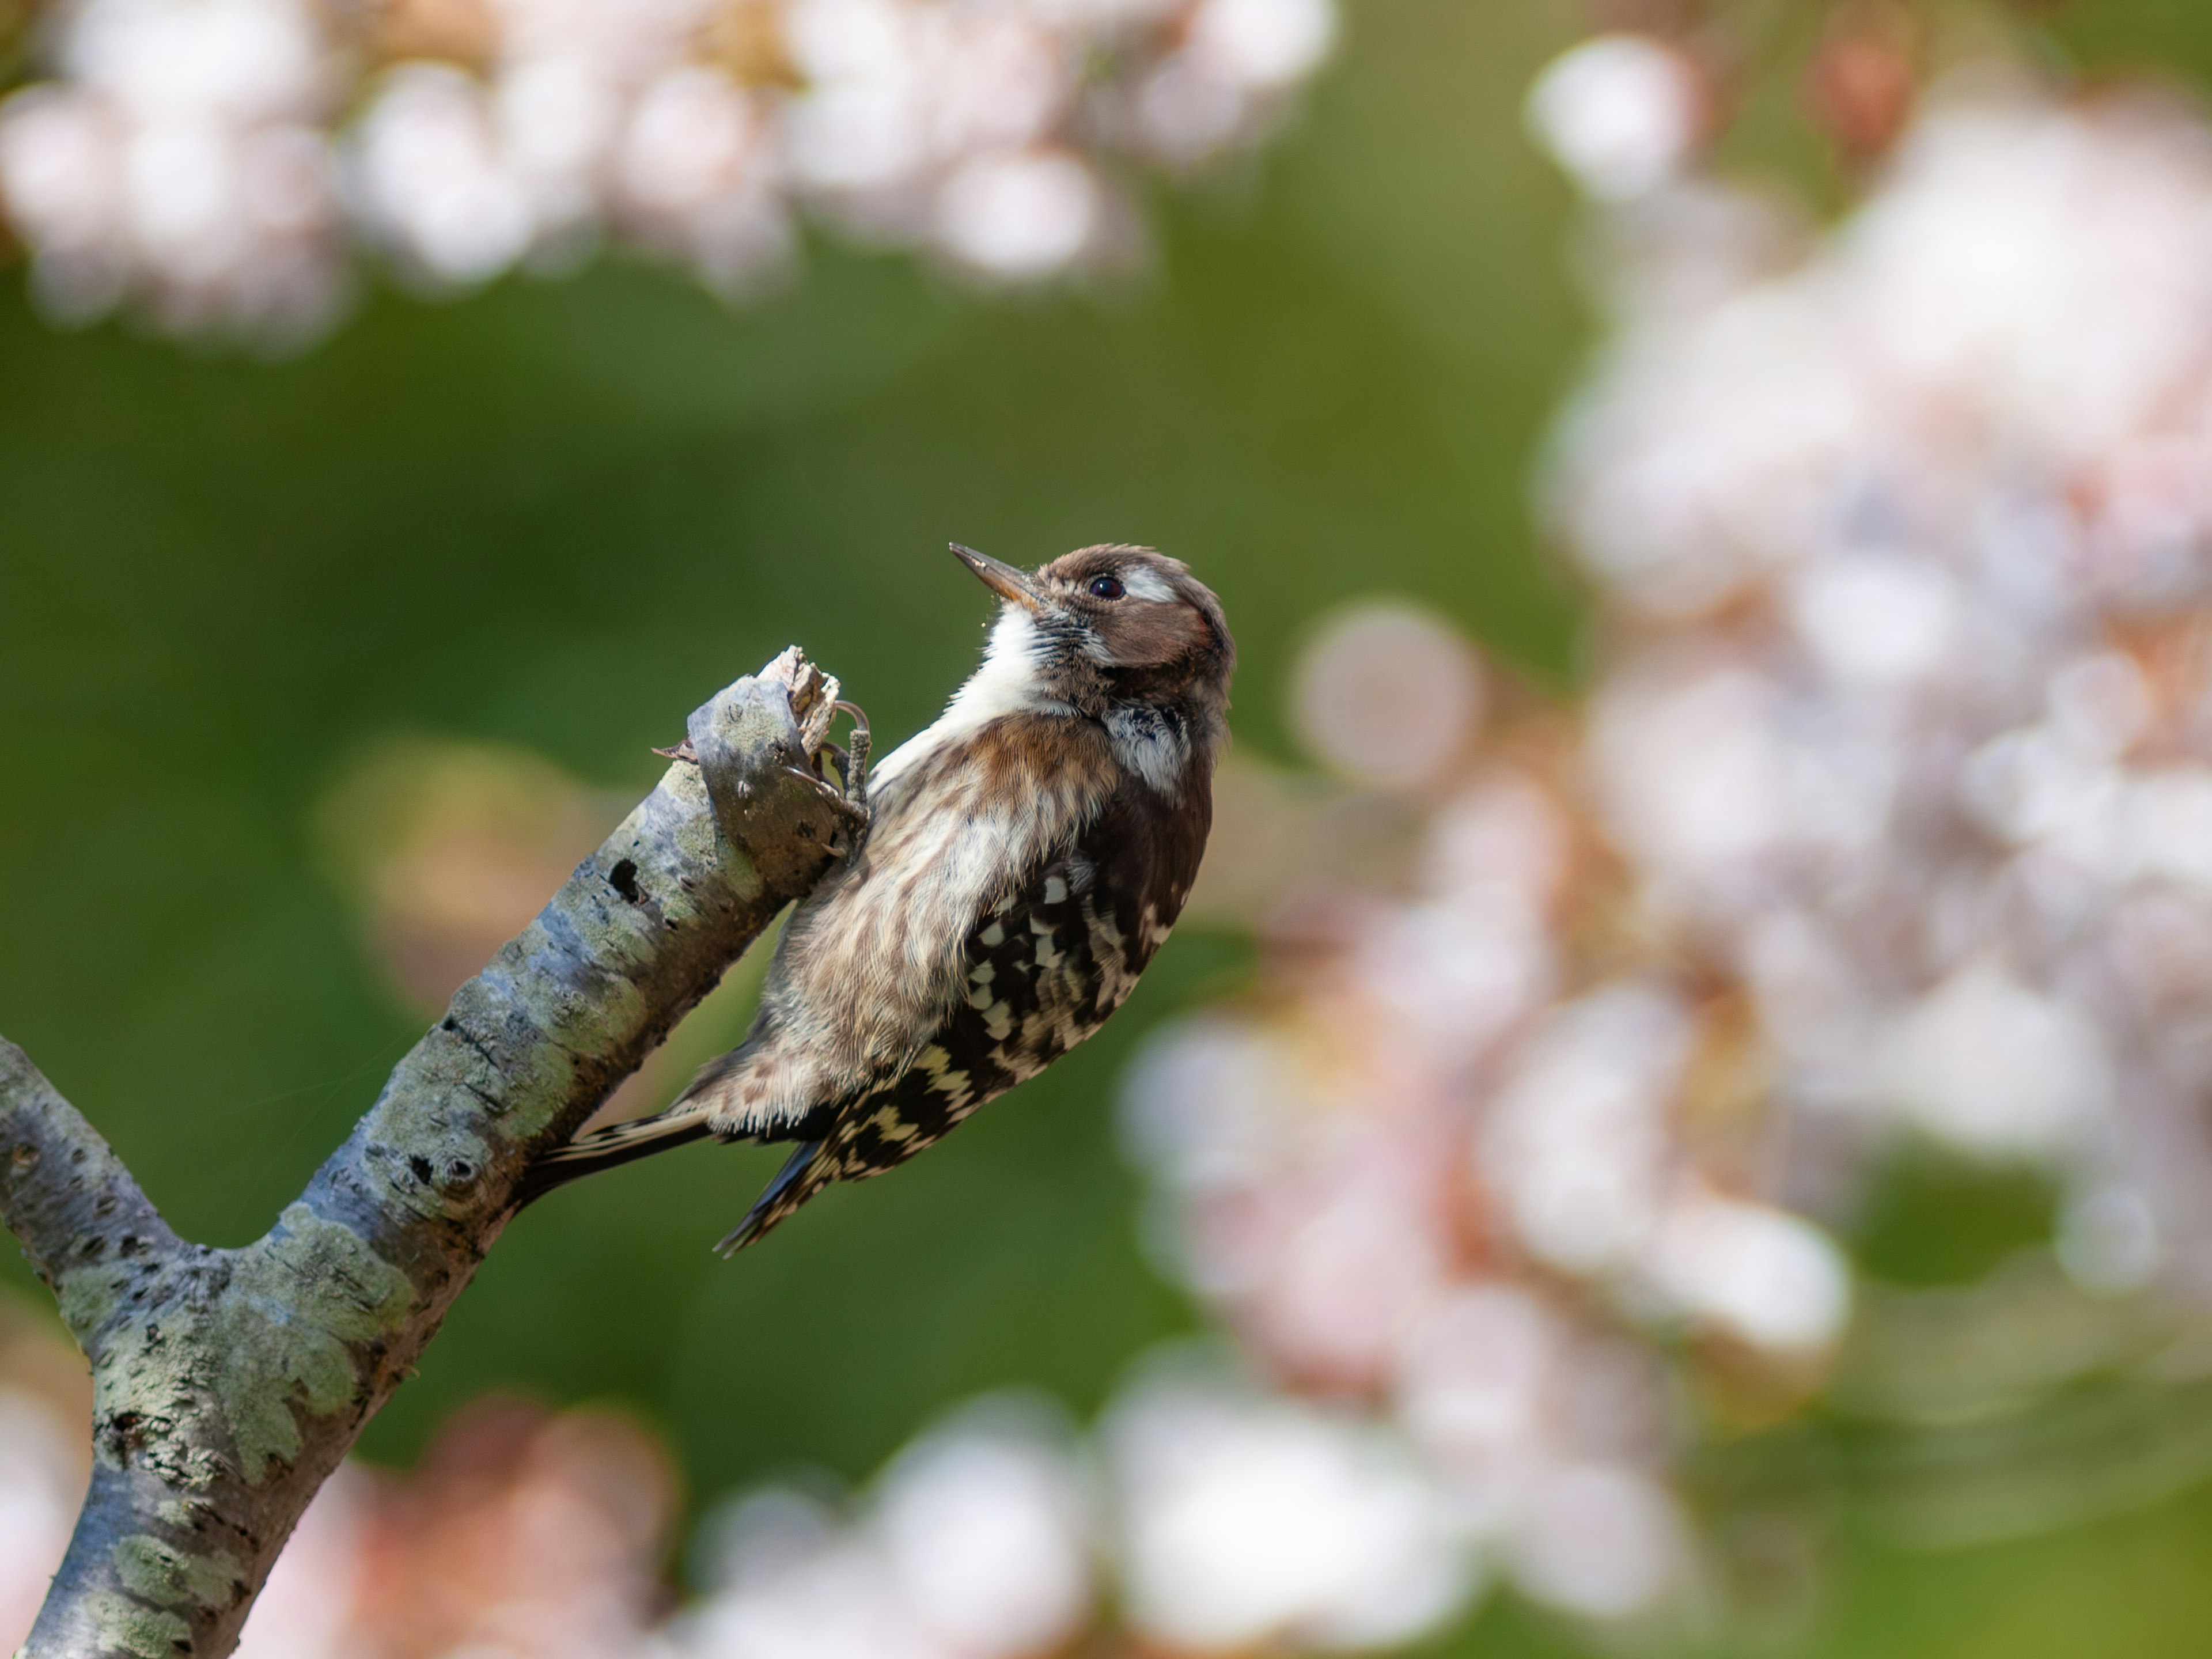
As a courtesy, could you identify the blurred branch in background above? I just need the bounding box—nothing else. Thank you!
[0,0,1337,345]
[309,737,781,1135]
[312,738,632,1017]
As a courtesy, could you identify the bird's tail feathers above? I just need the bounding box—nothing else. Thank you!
[514,1105,717,1204]
[517,1042,835,1213]
[715,1139,834,1255]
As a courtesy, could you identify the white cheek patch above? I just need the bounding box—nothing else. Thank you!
[1107,704,1189,796]
[1119,567,1177,603]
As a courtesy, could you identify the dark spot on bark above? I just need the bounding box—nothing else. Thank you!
[119,1234,143,1257]
[78,1236,104,1260]
[443,1158,475,1187]
[10,1142,36,1169]
[408,1155,433,1184]
[105,1410,145,1459]
[609,859,642,903]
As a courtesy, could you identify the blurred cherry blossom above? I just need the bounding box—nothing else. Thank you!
[226,1397,682,1659]
[1548,65,2212,1296]
[1289,600,1486,790]
[313,736,626,1014]
[1105,1355,1473,1650]
[1524,32,1704,202]
[673,1362,1478,1659]
[0,0,1338,340]
[1115,35,2212,1643]
[679,1395,1097,1659]
[14,1368,1459,1658]
[0,1297,90,1653]
[0,0,348,338]
[309,735,775,1132]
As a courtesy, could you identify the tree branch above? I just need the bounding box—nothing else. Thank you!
[3,647,853,1659]
[0,1046,180,1328]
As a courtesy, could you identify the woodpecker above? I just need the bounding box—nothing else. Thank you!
[527,543,1234,1251]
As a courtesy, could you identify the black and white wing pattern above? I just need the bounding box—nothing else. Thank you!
[714,776,1211,1252]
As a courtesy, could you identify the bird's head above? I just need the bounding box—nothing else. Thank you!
[952,542,1235,719]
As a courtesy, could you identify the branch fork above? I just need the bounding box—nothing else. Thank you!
[1,648,851,1659]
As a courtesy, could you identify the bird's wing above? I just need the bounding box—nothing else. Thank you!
[715,772,1211,1252]
[673,711,1123,1139]
[513,759,1096,1210]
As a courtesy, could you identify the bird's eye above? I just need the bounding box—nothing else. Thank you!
[1088,575,1126,600]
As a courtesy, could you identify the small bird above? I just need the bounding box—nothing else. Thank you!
[527,543,1234,1251]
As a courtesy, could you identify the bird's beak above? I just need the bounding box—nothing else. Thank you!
[950,543,1042,612]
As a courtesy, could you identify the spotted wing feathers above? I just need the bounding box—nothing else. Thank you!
[715,776,1209,1249]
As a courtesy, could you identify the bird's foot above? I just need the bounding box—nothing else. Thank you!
[833,700,871,812]
[781,766,872,846]
[669,684,868,853]
[812,700,872,859]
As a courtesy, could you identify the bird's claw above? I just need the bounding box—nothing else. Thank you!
[781,765,871,824]
[825,699,871,861]
[832,700,871,810]
[781,764,872,857]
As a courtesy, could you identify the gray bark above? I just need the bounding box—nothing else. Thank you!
[0,649,857,1659]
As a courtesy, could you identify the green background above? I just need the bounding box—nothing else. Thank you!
[7,1,2212,1653]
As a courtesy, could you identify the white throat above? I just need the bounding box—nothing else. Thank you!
[870,607,1074,793]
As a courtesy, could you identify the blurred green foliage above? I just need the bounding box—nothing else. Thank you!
[5,0,2212,1653]
[1851,1149,2062,1290]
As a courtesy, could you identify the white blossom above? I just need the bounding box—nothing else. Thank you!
[1,0,1340,339]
